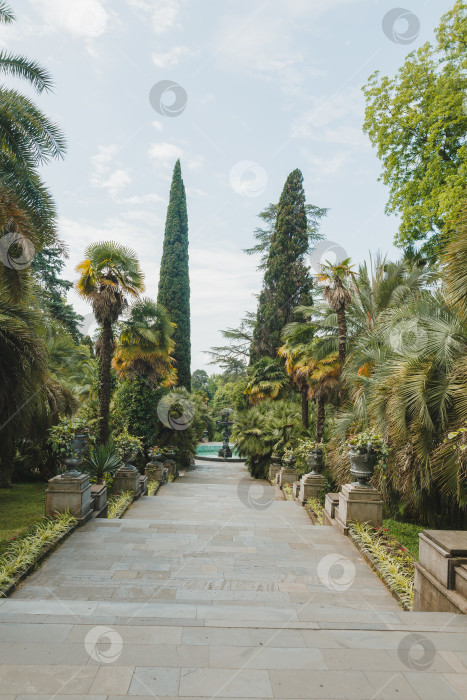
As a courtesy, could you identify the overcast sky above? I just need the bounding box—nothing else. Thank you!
[2,0,453,372]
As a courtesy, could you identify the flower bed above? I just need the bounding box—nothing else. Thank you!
[282,484,293,501]
[348,520,414,609]
[107,491,134,519]
[147,481,160,496]
[306,497,324,525]
[0,511,77,596]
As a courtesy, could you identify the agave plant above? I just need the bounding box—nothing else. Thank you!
[82,441,122,484]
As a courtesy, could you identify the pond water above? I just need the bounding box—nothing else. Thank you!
[196,443,242,457]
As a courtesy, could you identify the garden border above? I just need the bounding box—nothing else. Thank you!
[347,526,413,611]
[0,519,78,599]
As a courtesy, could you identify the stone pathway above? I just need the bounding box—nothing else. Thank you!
[0,460,466,698]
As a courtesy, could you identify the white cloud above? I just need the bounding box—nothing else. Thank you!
[90,145,131,197]
[123,193,164,205]
[152,45,193,69]
[302,150,349,177]
[29,0,109,38]
[292,89,368,148]
[149,142,183,167]
[126,0,181,34]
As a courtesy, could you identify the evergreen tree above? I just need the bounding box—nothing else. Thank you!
[250,169,314,361]
[32,244,83,340]
[157,160,191,389]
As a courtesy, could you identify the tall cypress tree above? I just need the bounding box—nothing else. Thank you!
[250,169,312,360]
[157,160,191,389]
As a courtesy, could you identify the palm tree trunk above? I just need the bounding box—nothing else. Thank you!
[301,388,309,429]
[337,306,347,405]
[316,396,325,443]
[99,319,112,444]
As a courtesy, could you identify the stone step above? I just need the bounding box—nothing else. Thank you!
[454,563,467,599]
[1,599,466,632]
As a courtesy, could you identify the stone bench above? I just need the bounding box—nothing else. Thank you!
[414,530,467,614]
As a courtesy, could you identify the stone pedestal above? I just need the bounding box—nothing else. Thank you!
[298,473,326,505]
[146,461,165,482]
[140,475,148,496]
[414,530,467,613]
[165,459,178,479]
[277,467,298,488]
[293,481,301,499]
[323,492,339,526]
[45,472,92,524]
[268,464,281,482]
[90,484,108,518]
[113,465,140,495]
[337,483,383,531]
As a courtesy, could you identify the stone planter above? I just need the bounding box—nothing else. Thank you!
[349,448,378,486]
[268,455,282,481]
[277,467,297,487]
[90,484,108,518]
[113,465,140,495]
[306,448,324,475]
[46,472,92,524]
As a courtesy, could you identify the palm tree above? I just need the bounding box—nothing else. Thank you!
[0,2,65,274]
[244,356,288,405]
[278,323,315,428]
[113,298,176,385]
[76,242,145,444]
[317,258,354,381]
[308,352,340,442]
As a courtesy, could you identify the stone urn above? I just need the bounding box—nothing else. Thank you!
[283,453,296,468]
[306,448,324,476]
[122,450,138,467]
[271,454,282,467]
[61,434,88,477]
[349,448,378,486]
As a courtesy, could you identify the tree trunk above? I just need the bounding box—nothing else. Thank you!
[301,388,309,429]
[337,306,347,405]
[99,319,112,444]
[316,396,325,443]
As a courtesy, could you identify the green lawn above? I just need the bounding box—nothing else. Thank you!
[0,483,47,555]
[382,519,426,560]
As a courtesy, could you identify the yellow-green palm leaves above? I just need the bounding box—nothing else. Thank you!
[113,298,176,386]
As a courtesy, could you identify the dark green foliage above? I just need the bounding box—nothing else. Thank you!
[111,377,164,450]
[157,160,191,390]
[250,170,317,361]
[32,245,83,340]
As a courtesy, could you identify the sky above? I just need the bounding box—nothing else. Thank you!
[1,0,454,372]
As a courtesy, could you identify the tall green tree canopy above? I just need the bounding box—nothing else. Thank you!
[250,169,316,360]
[363,1,467,260]
[157,159,191,390]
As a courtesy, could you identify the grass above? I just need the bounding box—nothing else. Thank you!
[349,520,415,609]
[306,497,324,525]
[107,491,134,519]
[0,483,47,555]
[147,480,160,496]
[0,511,77,592]
[382,519,425,560]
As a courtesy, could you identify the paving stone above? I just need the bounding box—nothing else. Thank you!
[3,459,465,699]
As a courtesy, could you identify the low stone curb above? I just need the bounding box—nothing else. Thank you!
[348,529,412,611]
[303,502,321,525]
[0,520,78,599]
